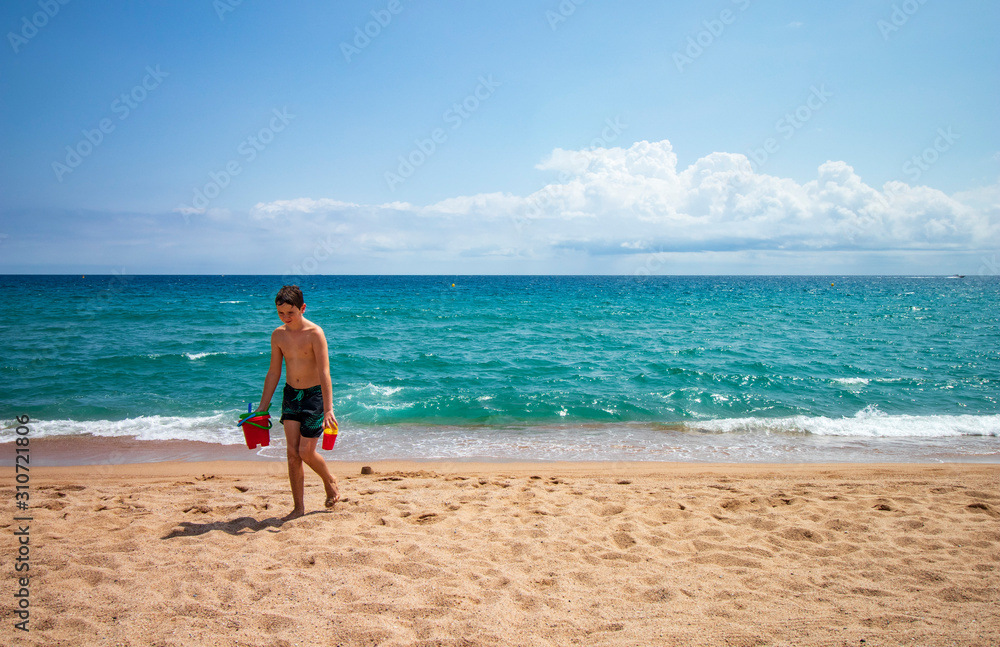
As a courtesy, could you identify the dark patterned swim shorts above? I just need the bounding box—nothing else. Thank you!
[280,384,324,438]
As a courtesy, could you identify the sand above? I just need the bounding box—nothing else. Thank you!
[2,460,998,646]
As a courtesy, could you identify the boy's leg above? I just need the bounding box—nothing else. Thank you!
[297,436,340,507]
[282,420,306,518]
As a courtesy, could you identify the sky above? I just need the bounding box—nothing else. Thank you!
[0,0,997,276]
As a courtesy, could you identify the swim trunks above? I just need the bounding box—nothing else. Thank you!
[280,384,325,438]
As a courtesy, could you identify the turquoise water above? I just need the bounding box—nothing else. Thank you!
[2,275,998,462]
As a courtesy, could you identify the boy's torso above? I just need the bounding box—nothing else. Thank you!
[276,320,322,388]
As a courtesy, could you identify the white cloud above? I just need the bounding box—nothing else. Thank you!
[248,140,999,264]
[250,197,360,219]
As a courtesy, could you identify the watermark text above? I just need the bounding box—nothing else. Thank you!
[7,0,72,54]
[385,75,501,192]
[51,65,168,182]
[673,0,751,73]
[878,0,930,40]
[177,107,294,220]
[341,0,406,63]
[11,415,33,633]
[746,84,832,172]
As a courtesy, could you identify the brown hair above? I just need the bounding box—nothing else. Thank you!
[275,285,304,309]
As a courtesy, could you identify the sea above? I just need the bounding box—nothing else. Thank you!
[2,275,998,464]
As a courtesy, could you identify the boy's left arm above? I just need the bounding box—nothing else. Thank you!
[314,327,338,430]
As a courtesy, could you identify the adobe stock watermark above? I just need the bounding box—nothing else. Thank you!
[340,0,407,63]
[673,0,752,73]
[176,107,295,222]
[745,84,833,173]
[977,254,998,276]
[76,269,134,319]
[545,0,587,31]
[93,449,129,478]
[511,116,628,233]
[902,127,959,183]
[11,415,32,633]
[51,65,169,183]
[632,248,670,281]
[384,75,501,192]
[877,0,930,41]
[7,0,71,54]
[282,235,341,285]
[883,126,959,204]
[213,0,244,21]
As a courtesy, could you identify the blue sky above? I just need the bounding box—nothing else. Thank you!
[1,0,997,275]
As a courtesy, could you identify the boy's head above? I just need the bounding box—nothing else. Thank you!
[275,285,305,324]
[275,285,304,309]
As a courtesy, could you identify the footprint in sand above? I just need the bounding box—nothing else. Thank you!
[415,512,441,525]
[720,498,751,512]
[966,502,999,517]
[781,527,825,544]
[597,503,626,517]
[643,587,672,602]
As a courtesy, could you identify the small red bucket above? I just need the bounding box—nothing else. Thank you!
[240,413,271,449]
[322,426,338,450]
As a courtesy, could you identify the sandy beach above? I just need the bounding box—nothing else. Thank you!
[3,459,998,646]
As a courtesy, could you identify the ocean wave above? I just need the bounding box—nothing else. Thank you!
[5,408,998,446]
[831,378,869,386]
[0,413,246,445]
[185,352,224,360]
[685,407,1000,438]
[348,383,405,397]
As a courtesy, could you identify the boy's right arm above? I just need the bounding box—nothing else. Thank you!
[257,330,283,412]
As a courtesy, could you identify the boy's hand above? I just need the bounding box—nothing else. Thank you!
[324,410,338,432]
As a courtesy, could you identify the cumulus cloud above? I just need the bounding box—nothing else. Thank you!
[249,140,998,262]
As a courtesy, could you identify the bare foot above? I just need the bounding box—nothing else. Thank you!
[282,507,305,521]
[325,480,340,508]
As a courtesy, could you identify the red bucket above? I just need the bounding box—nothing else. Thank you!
[322,426,338,450]
[240,413,271,449]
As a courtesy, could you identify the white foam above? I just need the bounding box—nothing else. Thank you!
[687,407,1000,438]
[362,383,404,397]
[4,405,998,465]
[1,413,246,445]
[359,401,416,412]
[832,377,869,386]
[185,352,224,360]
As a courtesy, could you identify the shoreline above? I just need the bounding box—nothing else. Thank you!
[5,433,1000,468]
[1,435,278,467]
[6,444,1000,482]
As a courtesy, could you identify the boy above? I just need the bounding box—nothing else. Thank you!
[257,285,340,519]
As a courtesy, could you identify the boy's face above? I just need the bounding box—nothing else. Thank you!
[276,302,305,325]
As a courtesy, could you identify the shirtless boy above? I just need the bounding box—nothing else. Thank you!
[257,285,340,519]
